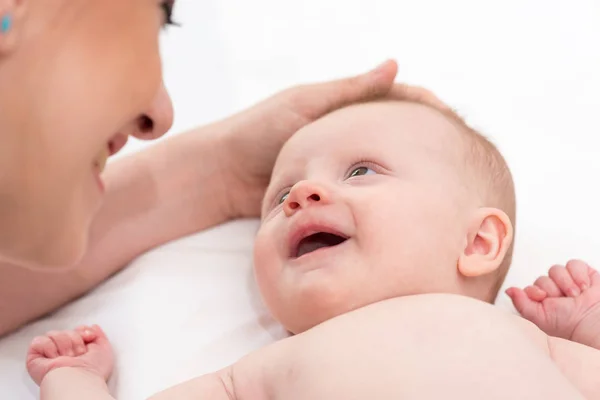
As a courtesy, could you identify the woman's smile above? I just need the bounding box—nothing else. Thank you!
[92,147,109,193]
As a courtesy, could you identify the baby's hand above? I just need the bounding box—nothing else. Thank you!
[26,325,114,386]
[506,260,600,349]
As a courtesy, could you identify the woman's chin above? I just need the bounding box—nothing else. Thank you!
[1,226,89,271]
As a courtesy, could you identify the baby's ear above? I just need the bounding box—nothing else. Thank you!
[458,208,514,277]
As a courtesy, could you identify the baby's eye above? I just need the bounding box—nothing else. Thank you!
[348,166,376,178]
[278,191,290,204]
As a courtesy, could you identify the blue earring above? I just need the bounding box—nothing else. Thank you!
[1,14,12,34]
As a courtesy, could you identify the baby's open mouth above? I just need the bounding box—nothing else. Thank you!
[294,232,348,258]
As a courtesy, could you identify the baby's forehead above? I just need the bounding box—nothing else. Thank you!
[274,101,462,172]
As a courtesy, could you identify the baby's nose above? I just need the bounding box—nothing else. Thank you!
[284,181,330,216]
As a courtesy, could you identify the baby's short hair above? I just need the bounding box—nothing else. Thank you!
[448,109,516,301]
[384,86,516,301]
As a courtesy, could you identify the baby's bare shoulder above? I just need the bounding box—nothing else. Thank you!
[231,294,580,400]
[308,293,549,341]
[305,294,552,359]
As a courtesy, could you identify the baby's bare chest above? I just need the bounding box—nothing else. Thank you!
[234,295,577,400]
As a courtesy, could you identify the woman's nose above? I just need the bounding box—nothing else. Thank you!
[284,181,331,217]
[131,81,174,141]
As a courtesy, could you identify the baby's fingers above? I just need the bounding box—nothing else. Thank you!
[76,325,111,351]
[75,325,97,344]
[549,265,580,297]
[588,265,600,288]
[566,260,591,291]
[89,325,112,351]
[91,325,108,341]
[524,285,547,302]
[28,335,58,359]
[47,331,75,357]
[506,287,545,324]
[533,276,562,298]
[66,330,86,356]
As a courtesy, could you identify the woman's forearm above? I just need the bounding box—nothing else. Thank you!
[0,121,237,336]
[85,121,235,276]
[41,368,114,400]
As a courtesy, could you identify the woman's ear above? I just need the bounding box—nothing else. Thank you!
[458,208,514,278]
[0,0,27,56]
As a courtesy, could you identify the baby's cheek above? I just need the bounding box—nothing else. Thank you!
[253,230,282,301]
[254,227,276,270]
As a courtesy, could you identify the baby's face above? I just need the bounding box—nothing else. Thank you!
[254,101,473,333]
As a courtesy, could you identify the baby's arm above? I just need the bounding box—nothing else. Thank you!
[40,368,114,400]
[27,325,244,400]
[506,261,600,397]
[149,369,236,400]
[507,260,600,349]
[26,325,115,400]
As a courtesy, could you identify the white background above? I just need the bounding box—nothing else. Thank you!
[2,0,600,398]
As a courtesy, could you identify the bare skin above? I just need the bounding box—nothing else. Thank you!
[508,259,600,350]
[2,0,419,341]
[0,61,406,337]
[27,294,598,400]
[28,95,600,400]
[24,96,600,399]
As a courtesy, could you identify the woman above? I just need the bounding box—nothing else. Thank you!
[0,0,400,336]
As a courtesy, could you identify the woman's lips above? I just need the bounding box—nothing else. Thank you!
[92,147,109,193]
[93,170,105,193]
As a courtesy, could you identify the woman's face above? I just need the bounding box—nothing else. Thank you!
[0,0,175,267]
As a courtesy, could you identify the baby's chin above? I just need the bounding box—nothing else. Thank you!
[275,296,379,335]
[275,286,445,334]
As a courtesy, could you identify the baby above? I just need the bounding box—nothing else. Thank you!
[26,91,600,399]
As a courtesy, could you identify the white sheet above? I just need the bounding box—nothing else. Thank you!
[0,221,288,399]
[1,0,599,398]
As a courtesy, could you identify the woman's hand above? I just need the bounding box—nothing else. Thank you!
[220,60,399,218]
